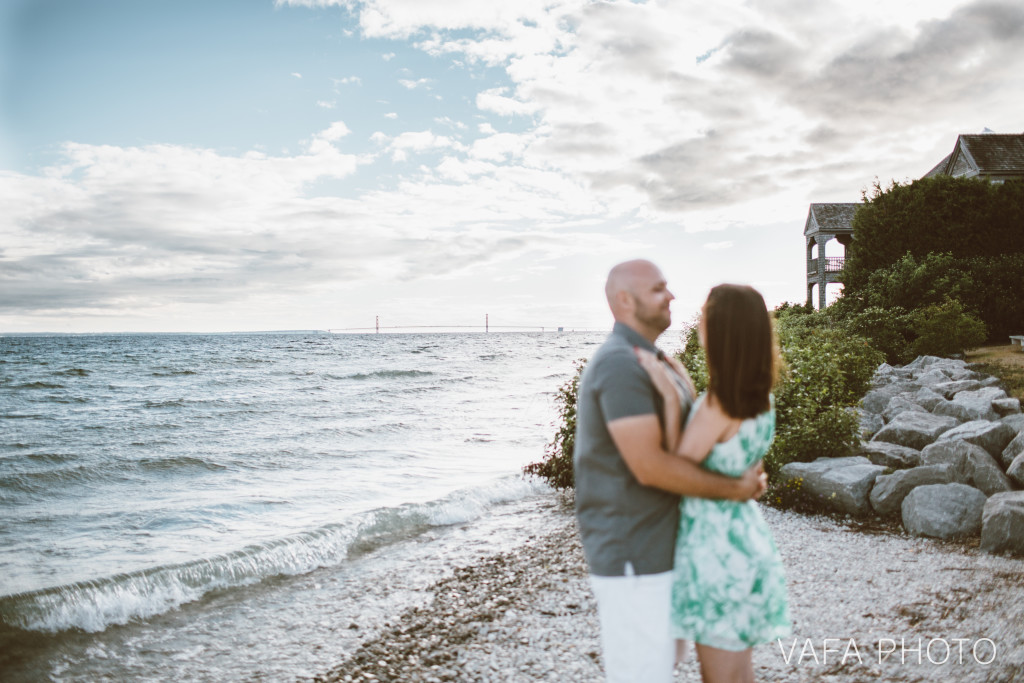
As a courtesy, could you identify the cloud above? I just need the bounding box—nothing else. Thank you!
[291,72,303,79]
[398,77,432,90]
[703,241,734,250]
[317,100,336,109]
[384,112,398,119]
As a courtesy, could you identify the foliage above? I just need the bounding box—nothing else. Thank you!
[762,309,883,476]
[843,176,1024,292]
[522,359,586,490]
[837,176,1024,346]
[679,319,708,395]
[909,298,988,357]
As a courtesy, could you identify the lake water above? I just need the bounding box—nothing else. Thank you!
[0,330,649,681]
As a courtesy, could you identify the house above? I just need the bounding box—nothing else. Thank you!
[923,132,1024,183]
[804,202,858,309]
[803,131,1024,309]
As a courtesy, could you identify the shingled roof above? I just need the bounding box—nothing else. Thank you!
[923,133,1024,180]
[803,203,859,236]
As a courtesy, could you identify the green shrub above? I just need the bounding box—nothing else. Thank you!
[910,298,988,357]
[763,316,882,476]
[522,358,585,490]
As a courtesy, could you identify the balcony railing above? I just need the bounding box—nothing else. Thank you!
[807,257,845,276]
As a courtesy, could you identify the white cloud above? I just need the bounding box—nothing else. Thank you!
[703,241,734,251]
[476,87,538,117]
[290,72,302,79]
[384,112,398,119]
[316,100,336,109]
[398,77,432,90]
[332,76,363,86]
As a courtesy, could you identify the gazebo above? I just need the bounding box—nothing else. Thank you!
[804,203,858,309]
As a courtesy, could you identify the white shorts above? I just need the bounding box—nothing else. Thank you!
[589,564,675,683]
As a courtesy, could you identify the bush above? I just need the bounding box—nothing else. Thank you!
[522,359,585,490]
[763,313,882,476]
[910,298,988,357]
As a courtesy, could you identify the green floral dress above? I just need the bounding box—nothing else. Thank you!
[670,395,791,651]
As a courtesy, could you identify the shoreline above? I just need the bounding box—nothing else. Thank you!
[312,495,1024,683]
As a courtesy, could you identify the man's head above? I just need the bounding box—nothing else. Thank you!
[604,259,674,342]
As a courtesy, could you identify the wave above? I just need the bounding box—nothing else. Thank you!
[344,370,435,380]
[53,368,90,377]
[150,370,197,377]
[8,382,65,390]
[0,476,550,634]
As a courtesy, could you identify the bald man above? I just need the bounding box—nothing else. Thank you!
[574,260,765,683]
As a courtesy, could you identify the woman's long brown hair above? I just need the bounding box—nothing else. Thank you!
[702,284,778,419]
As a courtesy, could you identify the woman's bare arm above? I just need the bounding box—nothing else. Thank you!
[676,397,740,464]
[635,348,682,453]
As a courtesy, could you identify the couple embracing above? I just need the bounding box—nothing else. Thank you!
[575,259,791,683]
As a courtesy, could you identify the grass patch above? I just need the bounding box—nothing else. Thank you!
[966,344,1024,401]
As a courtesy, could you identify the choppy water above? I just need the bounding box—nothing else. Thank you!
[0,331,626,681]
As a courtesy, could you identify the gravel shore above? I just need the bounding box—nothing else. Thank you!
[314,495,1024,682]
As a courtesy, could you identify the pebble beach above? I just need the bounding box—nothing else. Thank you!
[313,494,1024,683]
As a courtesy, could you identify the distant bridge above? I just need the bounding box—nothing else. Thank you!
[327,316,596,333]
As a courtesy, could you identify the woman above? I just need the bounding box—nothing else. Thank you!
[636,284,790,683]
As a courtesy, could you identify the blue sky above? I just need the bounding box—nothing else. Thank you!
[2,0,1023,333]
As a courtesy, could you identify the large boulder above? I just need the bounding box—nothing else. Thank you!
[993,398,1022,417]
[950,387,1008,422]
[902,483,987,539]
[870,465,955,517]
[914,368,951,386]
[861,381,923,414]
[1007,452,1024,487]
[933,380,983,399]
[920,439,1014,496]
[847,407,884,440]
[872,412,959,451]
[936,420,1017,460]
[1003,432,1024,469]
[778,457,887,517]
[857,441,921,469]
[882,396,928,423]
[980,491,1024,556]
[1002,414,1024,436]
[913,387,945,412]
[931,400,973,423]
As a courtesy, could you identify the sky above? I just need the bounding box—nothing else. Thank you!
[1,0,1023,334]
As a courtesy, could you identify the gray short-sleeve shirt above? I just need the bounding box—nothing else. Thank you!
[574,322,692,576]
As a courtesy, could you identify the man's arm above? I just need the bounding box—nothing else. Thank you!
[607,414,764,501]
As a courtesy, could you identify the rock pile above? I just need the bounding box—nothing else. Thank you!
[779,355,1024,555]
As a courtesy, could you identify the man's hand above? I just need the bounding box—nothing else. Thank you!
[735,462,768,501]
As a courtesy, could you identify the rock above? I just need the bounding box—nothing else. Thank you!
[857,441,921,469]
[1002,431,1024,469]
[778,456,887,516]
[846,407,884,440]
[861,381,923,414]
[944,366,980,381]
[932,380,983,399]
[993,398,1022,417]
[1007,452,1024,487]
[869,465,955,517]
[881,396,928,423]
[979,376,1002,388]
[913,387,945,412]
[914,368,951,386]
[904,356,938,370]
[1002,414,1024,435]
[980,491,1024,556]
[931,400,973,423]
[871,363,897,386]
[920,439,1013,496]
[936,420,1017,460]
[872,412,959,451]
[950,387,1008,422]
[901,483,987,539]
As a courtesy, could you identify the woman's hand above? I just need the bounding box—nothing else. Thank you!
[635,348,680,402]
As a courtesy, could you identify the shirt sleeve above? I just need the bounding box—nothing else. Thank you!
[593,348,658,423]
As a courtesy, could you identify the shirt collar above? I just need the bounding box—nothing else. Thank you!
[612,321,659,353]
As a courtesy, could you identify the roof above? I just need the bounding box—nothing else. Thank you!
[804,203,859,236]
[923,133,1024,179]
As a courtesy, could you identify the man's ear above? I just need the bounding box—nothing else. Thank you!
[615,289,633,312]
